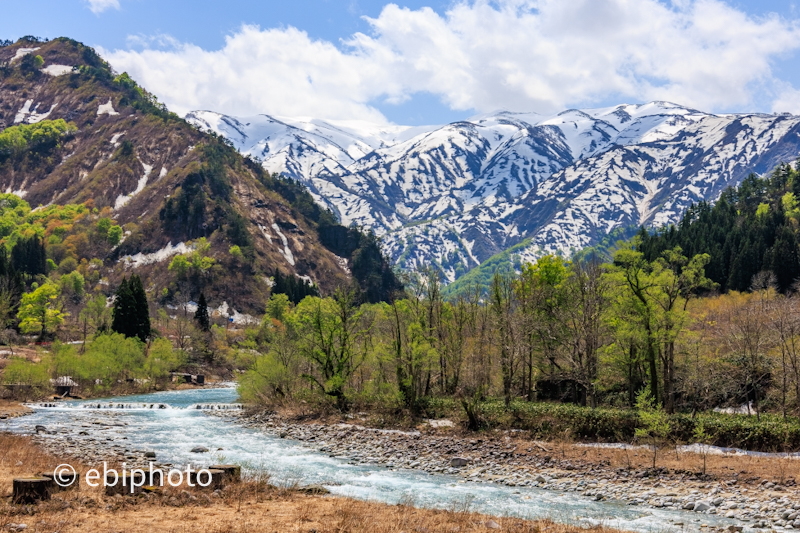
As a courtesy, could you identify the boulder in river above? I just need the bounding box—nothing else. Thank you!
[694,501,712,512]
[190,446,209,453]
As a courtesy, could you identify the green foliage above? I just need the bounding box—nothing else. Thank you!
[11,234,46,279]
[167,238,215,280]
[17,281,66,338]
[639,164,800,292]
[77,333,145,385]
[229,245,243,261]
[113,72,179,121]
[2,357,50,392]
[294,289,373,410]
[79,292,111,335]
[271,268,318,304]
[634,387,671,468]
[265,293,291,322]
[107,225,123,245]
[0,119,76,161]
[143,338,184,381]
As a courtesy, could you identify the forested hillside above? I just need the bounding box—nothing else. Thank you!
[639,163,800,293]
[0,36,401,316]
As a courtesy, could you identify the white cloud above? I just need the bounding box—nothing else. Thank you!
[101,0,800,122]
[86,0,120,14]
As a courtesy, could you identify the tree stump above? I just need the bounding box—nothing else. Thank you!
[208,464,241,483]
[13,478,52,504]
[192,469,226,490]
[41,470,80,491]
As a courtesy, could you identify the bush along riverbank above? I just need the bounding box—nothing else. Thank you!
[415,398,800,453]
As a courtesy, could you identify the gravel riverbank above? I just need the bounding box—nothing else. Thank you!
[13,404,800,532]
[237,411,800,532]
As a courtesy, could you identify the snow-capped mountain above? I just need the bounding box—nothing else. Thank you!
[187,103,800,282]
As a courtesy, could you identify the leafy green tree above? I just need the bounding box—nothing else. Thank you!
[17,281,65,338]
[295,288,373,410]
[265,293,291,322]
[389,297,436,410]
[78,292,111,350]
[96,217,111,238]
[108,225,123,246]
[2,357,50,398]
[79,333,146,386]
[143,338,183,383]
[634,386,670,469]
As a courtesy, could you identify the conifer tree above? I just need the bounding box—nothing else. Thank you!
[194,293,210,332]
[129,274,151,342]
[112,277,134,338]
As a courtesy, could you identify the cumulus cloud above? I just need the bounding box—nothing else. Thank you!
[86,0,120,14]
[101,0,800,122]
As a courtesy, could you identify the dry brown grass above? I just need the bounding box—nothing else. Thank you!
[0,432,623,533]
[510,436,800,486]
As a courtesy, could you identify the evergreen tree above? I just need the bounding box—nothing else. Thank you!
[640,165,800,293]
[129,274,151,342]
[272,268,319,304]
[112,277,135,338]
[11,235,46,281]
[194,293,210,332]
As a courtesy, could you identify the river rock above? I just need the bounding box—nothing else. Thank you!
[485,519,501,529]
[450,457,469,467]
[144,451,156,459]
[190,446,209,453]
[694,501,712,512]
[297,484,330,494]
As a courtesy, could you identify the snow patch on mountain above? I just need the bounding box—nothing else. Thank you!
[120,241,190,268]
[97,99,119,116]
[188,103,800,283]
[114,161,152,209]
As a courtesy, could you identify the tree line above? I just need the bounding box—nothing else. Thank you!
[238,163,800,421]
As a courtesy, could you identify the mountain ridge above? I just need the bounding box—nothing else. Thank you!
[0,37,399,313]
[190,103,800,282]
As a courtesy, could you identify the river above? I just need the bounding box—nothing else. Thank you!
[1,386,741,533]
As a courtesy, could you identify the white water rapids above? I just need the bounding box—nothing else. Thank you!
[1,387,742,532]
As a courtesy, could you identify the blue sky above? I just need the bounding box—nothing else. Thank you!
[3,0,800,124]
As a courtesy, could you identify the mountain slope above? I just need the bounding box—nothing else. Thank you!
[192,104,800,282]
[0,37,358,313]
